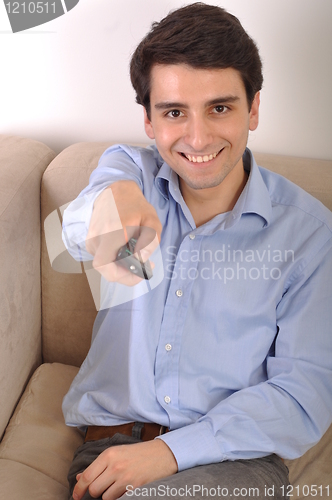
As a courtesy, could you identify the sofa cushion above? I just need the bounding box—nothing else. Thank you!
[0,460,69,500]
[284,424,332,498]
[0,362,82,498]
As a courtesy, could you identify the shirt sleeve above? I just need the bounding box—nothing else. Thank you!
[62,144,144,261]
[158,238,332,470]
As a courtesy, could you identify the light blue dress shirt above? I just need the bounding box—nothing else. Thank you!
[62,145,332,471]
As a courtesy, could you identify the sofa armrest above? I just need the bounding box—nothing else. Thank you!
[0,135,56,438]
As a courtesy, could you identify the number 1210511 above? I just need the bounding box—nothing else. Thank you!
[280,485,330,497]
[5,2,56,14]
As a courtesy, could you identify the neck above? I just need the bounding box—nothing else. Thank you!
[180,161,248,227]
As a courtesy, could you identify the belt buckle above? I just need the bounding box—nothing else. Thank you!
[159,425,167,435]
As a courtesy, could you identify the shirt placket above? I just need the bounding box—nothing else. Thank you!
[154,232,201,426]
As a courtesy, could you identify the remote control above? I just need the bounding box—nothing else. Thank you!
[115,238,153,280]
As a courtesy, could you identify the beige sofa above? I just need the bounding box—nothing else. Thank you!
[0,134,331,499]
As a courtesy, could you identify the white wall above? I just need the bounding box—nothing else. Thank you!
[1,0,331,159]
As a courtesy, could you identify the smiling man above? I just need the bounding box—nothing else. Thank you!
[143,64,259,226]
[62,4,332,500]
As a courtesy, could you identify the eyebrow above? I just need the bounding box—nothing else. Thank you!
[154,95,240,110]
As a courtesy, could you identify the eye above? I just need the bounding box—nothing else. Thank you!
[213,105,228,114]
[167,109,184,118]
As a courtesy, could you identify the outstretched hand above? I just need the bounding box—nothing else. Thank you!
[72,439,178,500]
[86,180,162,286]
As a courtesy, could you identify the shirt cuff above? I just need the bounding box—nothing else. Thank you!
[156,421,225,471]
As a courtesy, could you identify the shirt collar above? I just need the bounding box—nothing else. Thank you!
[232,148,272,228]
[154,147,272,229]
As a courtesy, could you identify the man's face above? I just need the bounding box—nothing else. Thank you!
[144,64,260,196]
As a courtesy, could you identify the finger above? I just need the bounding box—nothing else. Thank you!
[87,469,116,500]
[91,228,154,285]
[73,461,107,500]
[101,479,129,500]
[134,227,160,262]
[140,212,163,244]
[91,230,127,268]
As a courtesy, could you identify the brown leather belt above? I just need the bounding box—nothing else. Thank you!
[84,422,169,443]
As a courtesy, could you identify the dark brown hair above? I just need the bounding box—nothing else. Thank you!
[130,3,263,118]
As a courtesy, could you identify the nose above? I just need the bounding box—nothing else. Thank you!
[183,115,214,152]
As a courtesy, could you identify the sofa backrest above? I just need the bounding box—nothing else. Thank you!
[254,152,332,211]
[40,144,332,367]
[41,142,113,366]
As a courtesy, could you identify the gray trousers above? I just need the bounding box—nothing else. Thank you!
[68,434,290,500]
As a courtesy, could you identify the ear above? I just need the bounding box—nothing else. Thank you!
[249,92,260,131]
[143,108,155,140]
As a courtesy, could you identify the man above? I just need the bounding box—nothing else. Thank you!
[62,3,332,500]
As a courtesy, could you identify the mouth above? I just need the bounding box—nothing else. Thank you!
[180,148,224,164]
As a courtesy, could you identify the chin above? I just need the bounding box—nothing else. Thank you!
[181,174,225,191]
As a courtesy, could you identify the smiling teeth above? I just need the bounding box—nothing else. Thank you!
[185,152,219,163]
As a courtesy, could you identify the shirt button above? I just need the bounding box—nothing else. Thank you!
[164,396,171,404]
[189,233,195,240]
[165,344,172,351]
[176,289,183,297]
